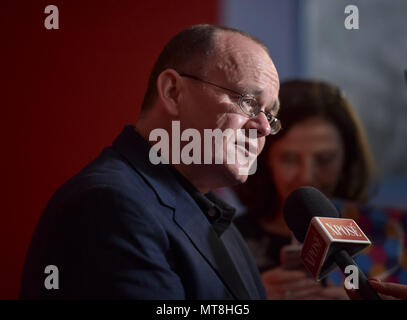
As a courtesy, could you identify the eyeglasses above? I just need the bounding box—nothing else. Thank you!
[180,73,282,135]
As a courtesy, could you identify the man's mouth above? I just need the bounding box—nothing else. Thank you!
[235,141,257,157]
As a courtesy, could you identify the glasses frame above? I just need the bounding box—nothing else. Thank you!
[179,73,281,135]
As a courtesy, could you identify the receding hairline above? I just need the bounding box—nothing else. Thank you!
[140,24,270,112]
[213,27,269,51]
[195,29,272,78]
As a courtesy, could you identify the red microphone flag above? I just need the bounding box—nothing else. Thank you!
[301,217,371,280]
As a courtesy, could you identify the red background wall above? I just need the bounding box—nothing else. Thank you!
[1,0,218,299]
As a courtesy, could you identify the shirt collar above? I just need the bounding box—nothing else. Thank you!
[170,168,236,236]
[203,191,236,236]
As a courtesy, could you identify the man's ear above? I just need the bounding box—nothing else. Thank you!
[156,69,183,117]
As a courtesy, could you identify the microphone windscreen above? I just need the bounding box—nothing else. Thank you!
[283,186,340,242]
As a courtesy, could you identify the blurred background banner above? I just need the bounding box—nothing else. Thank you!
[1,0,406,299]
[328,200,407,286]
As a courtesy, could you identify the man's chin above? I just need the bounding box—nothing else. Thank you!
[202,163,251,189]
[223,164,250,186]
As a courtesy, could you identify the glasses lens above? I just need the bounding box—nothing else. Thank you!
[239,96,259,116]
[269,118,282,135]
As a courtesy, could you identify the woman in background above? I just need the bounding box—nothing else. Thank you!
[234,79,376,299]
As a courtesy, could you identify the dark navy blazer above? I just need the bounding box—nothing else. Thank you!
[20,125,266,299]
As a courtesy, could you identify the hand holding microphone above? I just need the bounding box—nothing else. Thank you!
[345,279,407,300]
[283,186,381,300]
[261,267,324,300]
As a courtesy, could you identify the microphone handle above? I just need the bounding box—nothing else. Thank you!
[334,249,381,300]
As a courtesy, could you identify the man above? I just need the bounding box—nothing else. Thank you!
[20,24,280,299]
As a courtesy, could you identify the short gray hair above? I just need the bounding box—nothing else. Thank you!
[140,24,268,112]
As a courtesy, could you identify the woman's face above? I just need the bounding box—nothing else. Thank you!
[268,117,345,204]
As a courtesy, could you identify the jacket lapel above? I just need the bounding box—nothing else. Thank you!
[172,193,252,299]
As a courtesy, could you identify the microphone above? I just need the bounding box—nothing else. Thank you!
[283,186,381,300]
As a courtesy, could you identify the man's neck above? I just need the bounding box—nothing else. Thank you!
[172,163,211,194]
[136,118,211,194]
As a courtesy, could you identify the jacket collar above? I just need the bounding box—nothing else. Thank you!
[112,124,178,209]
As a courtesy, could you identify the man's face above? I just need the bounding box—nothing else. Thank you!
[178,31,280,188]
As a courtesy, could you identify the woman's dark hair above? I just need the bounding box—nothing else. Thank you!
[234,79,375,219]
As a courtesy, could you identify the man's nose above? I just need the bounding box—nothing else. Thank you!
[246,112,271,137]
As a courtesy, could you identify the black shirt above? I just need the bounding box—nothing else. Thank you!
[170,167,236,237]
